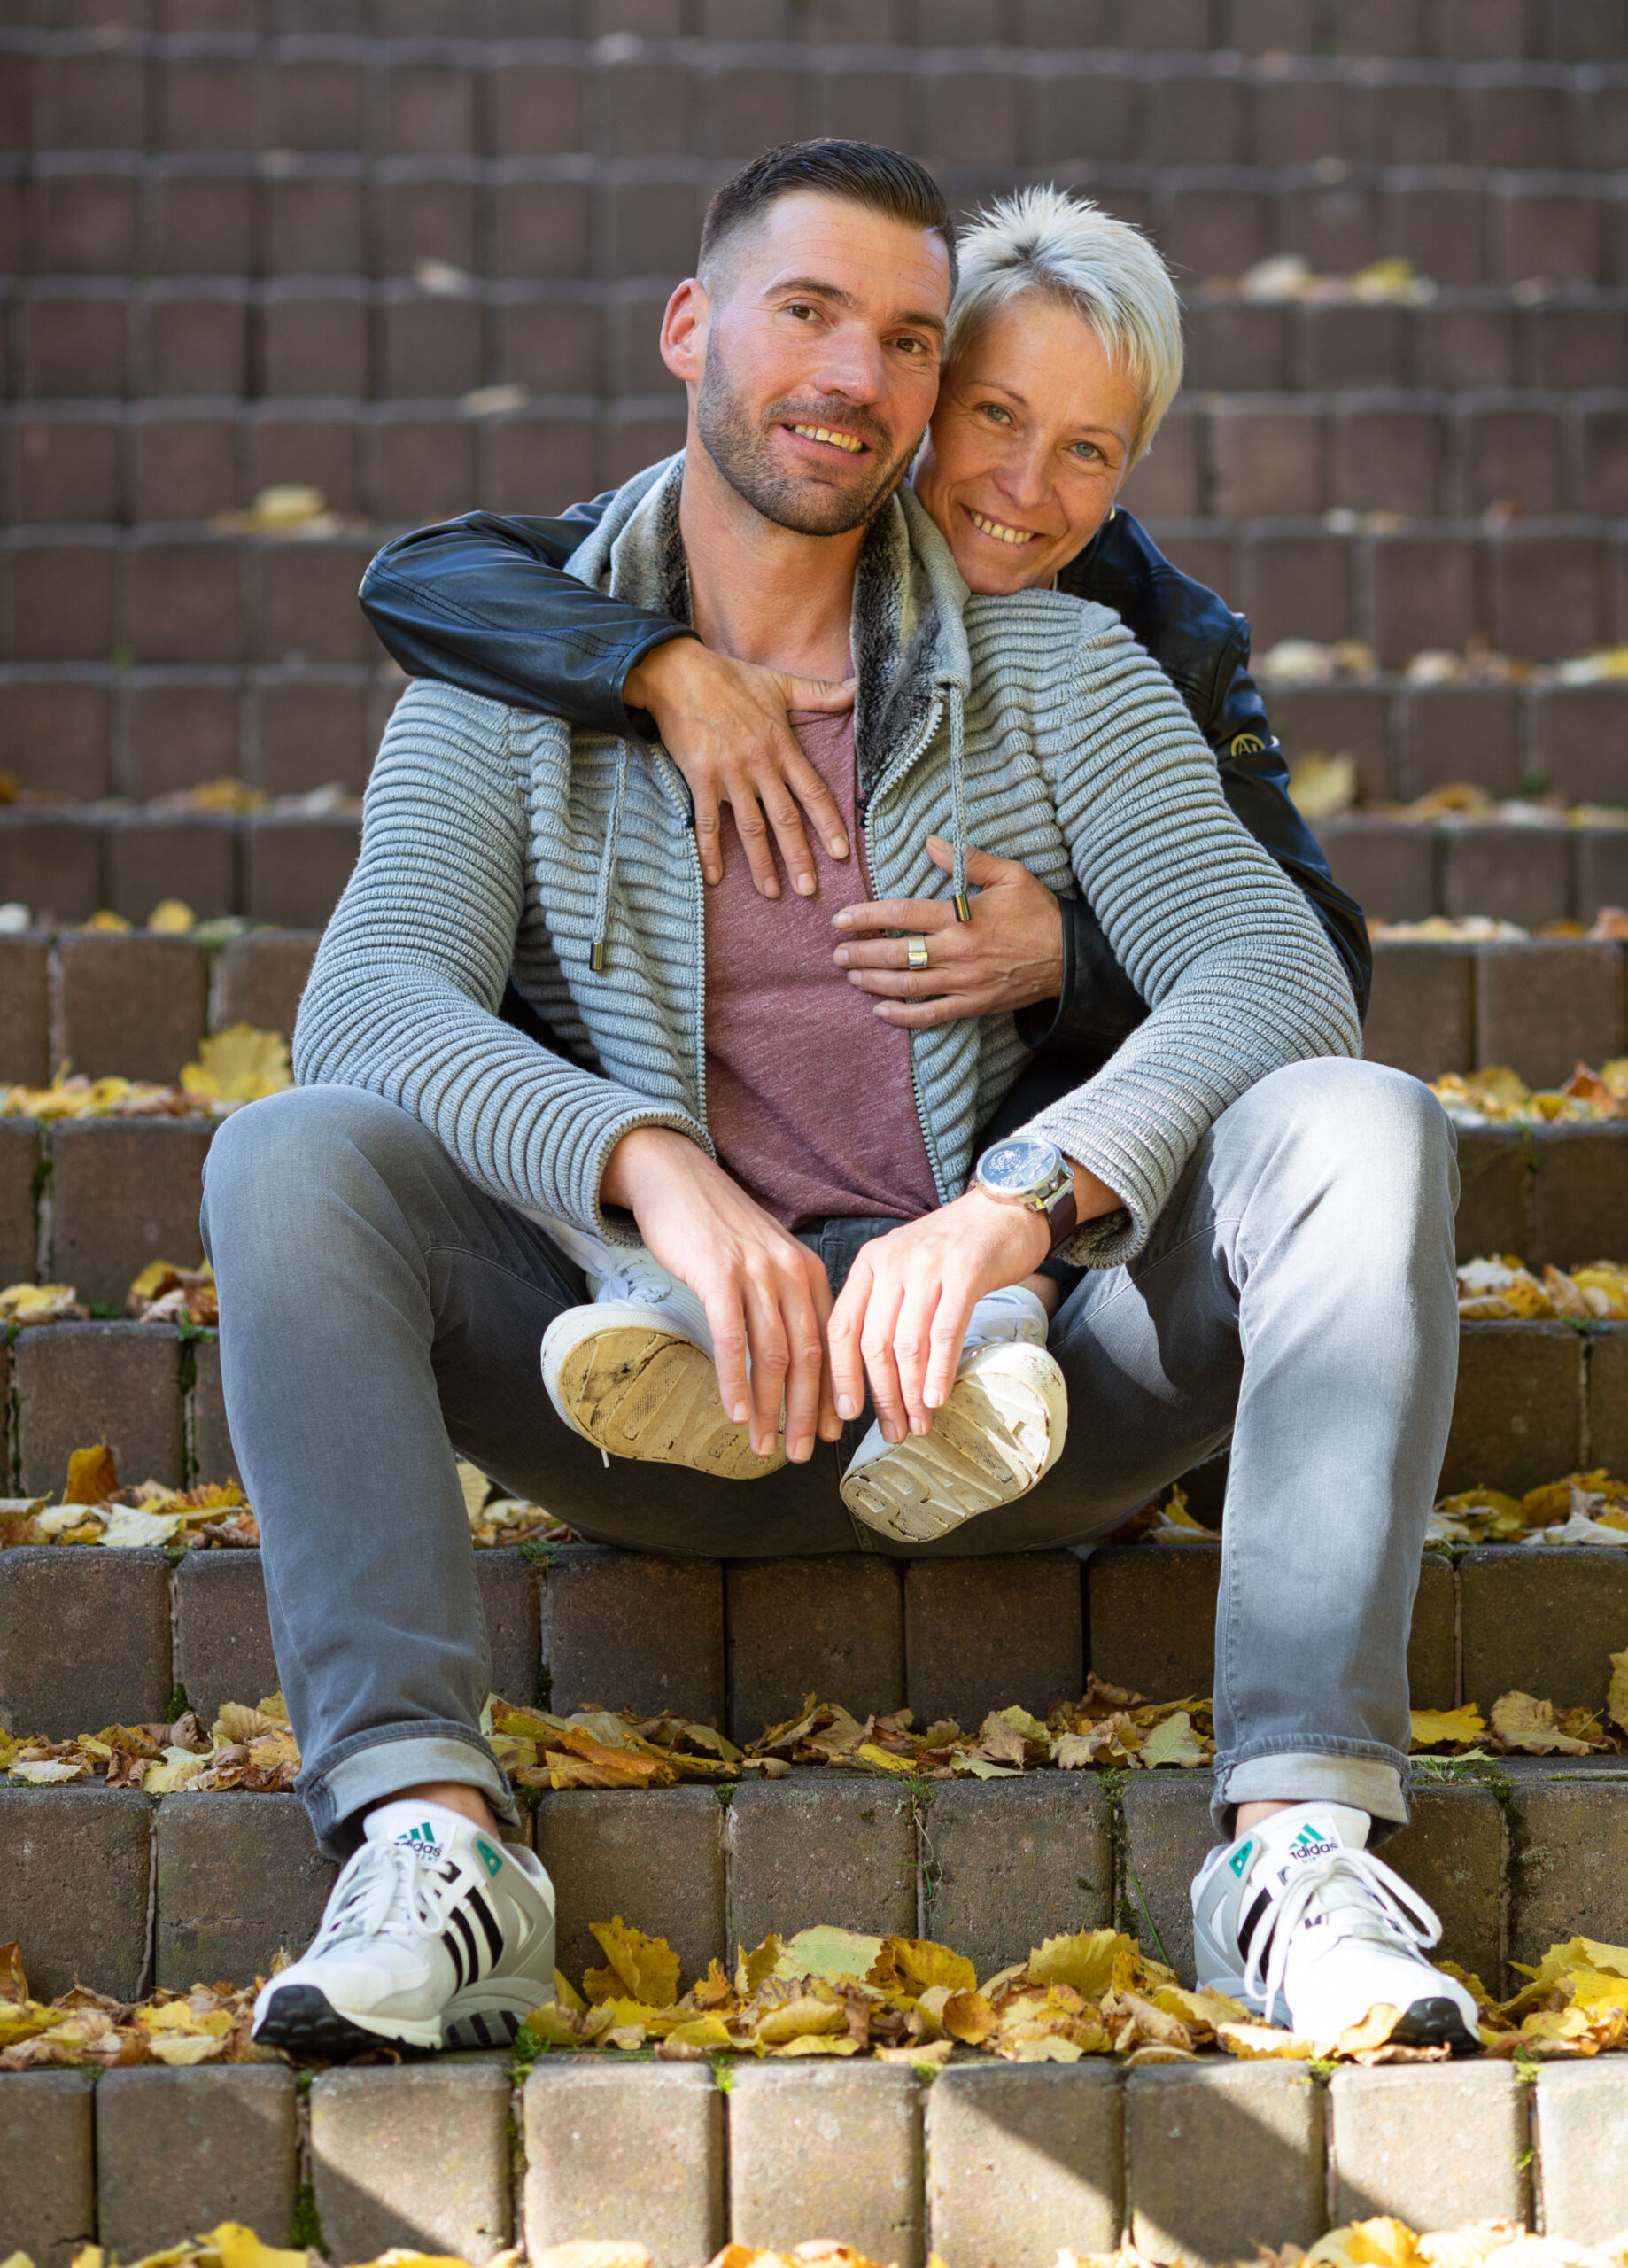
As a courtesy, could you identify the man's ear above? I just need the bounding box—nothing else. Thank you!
[661,276,709,387]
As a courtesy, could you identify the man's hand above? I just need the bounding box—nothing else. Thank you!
[600,1126,841,1462]
[832,838,1065,1025]
[624,640,856,901]
[826,1165,1121,1442]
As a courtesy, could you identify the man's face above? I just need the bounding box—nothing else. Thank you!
[672,190,952,537]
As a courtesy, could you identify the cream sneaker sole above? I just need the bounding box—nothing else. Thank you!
[840,1340,1067,1542]
[542,1300,786,1480]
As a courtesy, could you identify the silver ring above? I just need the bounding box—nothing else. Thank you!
[906,935,930,972]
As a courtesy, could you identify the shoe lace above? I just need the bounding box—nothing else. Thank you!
[596,1249,678,1306]
[1245,1845,1444,2020]
[310,1840,461,1955]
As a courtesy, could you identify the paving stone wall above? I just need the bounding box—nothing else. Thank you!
[10,2046,1628,2268]
[5,1752,1627,2009]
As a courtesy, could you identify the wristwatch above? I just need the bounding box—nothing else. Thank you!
[973,1137,1078,1253]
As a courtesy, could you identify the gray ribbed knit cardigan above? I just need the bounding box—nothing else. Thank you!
[297,456,1360,1268]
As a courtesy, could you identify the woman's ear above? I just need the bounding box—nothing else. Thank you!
[661,276,709,389]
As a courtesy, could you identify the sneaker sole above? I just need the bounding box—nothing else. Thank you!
[1390,1995,1482,2056]
[443,1985,543,2052]
[547,1317,785,1480]
[252,1981,439,2060]
[841,1349,1066,1542]
[1193,1960,1481,2057]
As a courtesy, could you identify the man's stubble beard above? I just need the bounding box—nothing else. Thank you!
[695,353,917,537]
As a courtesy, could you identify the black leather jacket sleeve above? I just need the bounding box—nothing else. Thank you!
[361,496,689,743]
[360,499,1371,1049]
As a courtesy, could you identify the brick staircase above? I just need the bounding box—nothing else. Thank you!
[6,3,1628,2264]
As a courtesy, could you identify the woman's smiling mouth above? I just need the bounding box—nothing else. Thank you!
[966,506,1039,546]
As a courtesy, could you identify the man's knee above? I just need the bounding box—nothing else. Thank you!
[202,1084,438,1251]
[1245,1056,1456,1217]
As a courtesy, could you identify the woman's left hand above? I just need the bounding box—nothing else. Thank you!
[833,836,1065,1026]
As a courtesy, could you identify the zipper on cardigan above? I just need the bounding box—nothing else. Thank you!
[861,692,952,1208]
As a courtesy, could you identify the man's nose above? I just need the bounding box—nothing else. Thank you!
[808,323,889,406]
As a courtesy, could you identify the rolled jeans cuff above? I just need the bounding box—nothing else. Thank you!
[1213,1747,1410,1843]
[299,1720,522,1860]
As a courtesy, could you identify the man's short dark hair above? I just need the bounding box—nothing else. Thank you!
[699,139,957,287]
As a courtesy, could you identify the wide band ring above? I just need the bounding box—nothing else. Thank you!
[906,935,930,972]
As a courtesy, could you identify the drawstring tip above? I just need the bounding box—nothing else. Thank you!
[589,940,606,973]
[953,893,972,924]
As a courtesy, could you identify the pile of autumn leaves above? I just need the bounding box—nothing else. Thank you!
[0,1940,267,2074]
[528,1918,1628,2070]
[0,1694,299,1795]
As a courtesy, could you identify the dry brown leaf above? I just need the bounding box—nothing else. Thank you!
[1490,1691,1601,1755]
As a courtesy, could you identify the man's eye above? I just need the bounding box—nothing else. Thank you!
[786,302,818,320]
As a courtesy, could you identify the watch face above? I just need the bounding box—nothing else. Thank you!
[979,1138,1061,1199]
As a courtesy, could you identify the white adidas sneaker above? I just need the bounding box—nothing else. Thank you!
[1191,1801,1480,2051]
[540,1231,784,1480]
[839,1285,1067,1543]
[251,1799,556,2060]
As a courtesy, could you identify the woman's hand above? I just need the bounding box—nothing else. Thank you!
[624,639,857,901]
[600,1126,842,1463]
[832,837,1066,1025]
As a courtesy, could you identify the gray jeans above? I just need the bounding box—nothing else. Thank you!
[200,1057,1458,1857]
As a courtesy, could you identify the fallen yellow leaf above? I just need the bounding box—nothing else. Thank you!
[1410,1705,1488,1750]
[181,1025,292,1106]
[63,1442,118,1506]
[1027,1929,1133,2002]
[583,1918,680,2009]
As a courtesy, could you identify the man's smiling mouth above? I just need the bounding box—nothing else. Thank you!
[967,508,1038,546]
[789,424,866,454]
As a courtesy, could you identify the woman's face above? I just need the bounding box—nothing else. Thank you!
[912,293,1143,594]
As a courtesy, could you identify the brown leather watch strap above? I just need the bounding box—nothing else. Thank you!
[1043,1179,1078,1253]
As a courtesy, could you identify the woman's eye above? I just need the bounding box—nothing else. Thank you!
[979,402,1012,424]
[1070,440,1104,461]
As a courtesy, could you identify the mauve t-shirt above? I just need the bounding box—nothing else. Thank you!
[702,708,939,1231]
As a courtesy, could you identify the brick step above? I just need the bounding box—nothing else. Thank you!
[0,0,1619,67]
[6,922,1627,1098]
[6,1770,1628,2268]
[6,654,1628,821]
[12,2048,1628,2268]
[0,1089,1624,1293]
[22,794,1628,935]
[1367,936,1628,1086]
[1314,814,1628,929]
[0,661,394,808]
[10,278,1625,406]
[0,803,358,928]
[6,386,1627,530]
[4,1744,1624,2008]
[3,30,1625,171]
[4,151,1626,291]
[1146,513,1628,665]
[2,1335,1625,1728]
[7,511,1627,677]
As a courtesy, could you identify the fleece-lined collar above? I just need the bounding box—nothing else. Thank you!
[563,452,973,800]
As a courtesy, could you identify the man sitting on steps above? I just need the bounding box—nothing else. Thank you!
[204,139,1477,2063]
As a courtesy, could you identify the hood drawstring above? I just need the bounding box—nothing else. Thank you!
[946,680,972,922]
[589,740,631,973]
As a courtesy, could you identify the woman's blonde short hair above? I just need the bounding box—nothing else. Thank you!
[945,185,1185,467]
